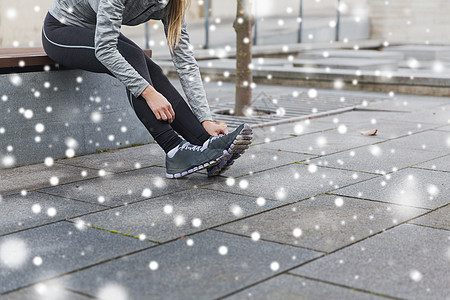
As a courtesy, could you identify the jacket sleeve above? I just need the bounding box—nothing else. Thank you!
[94,0,150,98]
[162,15,213,123]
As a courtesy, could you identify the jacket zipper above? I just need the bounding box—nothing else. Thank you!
[127,3,156,24]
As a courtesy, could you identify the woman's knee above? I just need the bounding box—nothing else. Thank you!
[146,58,171,84]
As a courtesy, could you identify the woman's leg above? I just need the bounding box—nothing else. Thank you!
[145,57,212,146]
[117,34,212,146]
[41,12,181,153]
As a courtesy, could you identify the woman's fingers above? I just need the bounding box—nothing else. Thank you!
[166,111,173,123]
[159,110,168,121]
[222,125,229,134]
[154,108,173,123]
[217,125,228,135]
[154,111,162,121]
[164,107,174,123]
[144,90,174,123]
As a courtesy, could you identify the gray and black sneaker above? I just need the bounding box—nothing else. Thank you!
[166,139,229,179]
[207,124,253,177]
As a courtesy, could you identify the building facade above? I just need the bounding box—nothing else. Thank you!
[367,0,450,43]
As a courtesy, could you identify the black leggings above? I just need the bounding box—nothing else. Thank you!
[42,12,211,153]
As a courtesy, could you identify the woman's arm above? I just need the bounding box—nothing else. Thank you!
[94,0,174,122]
[94,0,149,98]
[162,15,227,134]
[161,17,211,121]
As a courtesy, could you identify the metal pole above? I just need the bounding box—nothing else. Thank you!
[335,0,341,41]
[298,0,303,43]
[253,0,258,45]
[145,22,150,49]
[204,0,210,49]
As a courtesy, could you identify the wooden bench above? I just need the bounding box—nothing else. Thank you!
[0,47,152,71]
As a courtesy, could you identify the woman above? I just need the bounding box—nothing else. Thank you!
[42,0,252,178]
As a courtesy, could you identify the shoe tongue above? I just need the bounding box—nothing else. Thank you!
[167,145,180,158]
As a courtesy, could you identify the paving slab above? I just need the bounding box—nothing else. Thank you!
[73,188,282,243]
[57,143,165,173]
[37,166,221,207]
[2,285,90,300]
[226,274,383,300]
[0,192,104,236]
[217,194,427,252]
[0,163,109,197]
[314,109,418,126]
[262,132,378,156]
[333,168,450,209]
[0,222,152,294]
[409,204,450,231]
[393,106,450,125]
[204,163,376,202]
[413,155,450,172]
[347,120,437,139]
[291,224,450,300]
[375,130,450,154]
[316,116,437,139]
[434,124,450,132]
[251,119,335,145]
[49,230,321,299]
[358,96,450,112]
[209,145,314,178]
[309,141,442,174]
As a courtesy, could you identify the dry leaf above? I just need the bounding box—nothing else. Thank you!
[360,129,378,136]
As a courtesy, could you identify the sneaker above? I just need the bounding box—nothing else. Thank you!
[207,124,253,177]
[166,139,229,178]
[207,124,253,151]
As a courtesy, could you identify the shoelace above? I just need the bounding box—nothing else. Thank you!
[179,134,228,153]
[180,142,207,152]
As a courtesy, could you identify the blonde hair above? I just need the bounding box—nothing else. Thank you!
[166,0,191,52]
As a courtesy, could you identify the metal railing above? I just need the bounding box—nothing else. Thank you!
[298,0,303,42]
[145,22,150,49]
[204,0,211,49]
[335,0,341,42]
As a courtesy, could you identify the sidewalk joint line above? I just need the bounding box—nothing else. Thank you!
[407,222,450,232]
[211,228,326,253]
[325,192,433,211]
[286,274,405,300]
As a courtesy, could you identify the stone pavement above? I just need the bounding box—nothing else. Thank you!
[0,91,449,299]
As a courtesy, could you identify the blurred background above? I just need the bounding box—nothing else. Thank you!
[2,0,450,50]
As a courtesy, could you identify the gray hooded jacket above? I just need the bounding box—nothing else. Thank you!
[48,0,212,123]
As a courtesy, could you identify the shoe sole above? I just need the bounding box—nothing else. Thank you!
[166,149,230,179]
[207,124,253,177]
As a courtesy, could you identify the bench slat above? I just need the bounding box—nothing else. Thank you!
[0,48,152,69]
[0,48,52,68]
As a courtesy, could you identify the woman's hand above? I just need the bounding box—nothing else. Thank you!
[202,120,228,136]
[141,85,175,123]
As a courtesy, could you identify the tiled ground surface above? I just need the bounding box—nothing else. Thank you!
[0,94,449,299]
